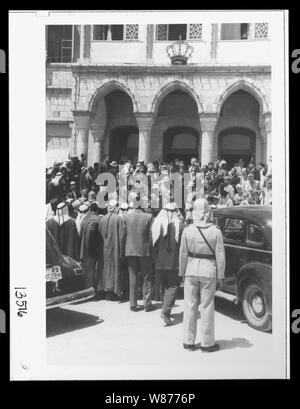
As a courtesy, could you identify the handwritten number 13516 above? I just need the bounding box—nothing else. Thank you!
[15,288,27,317]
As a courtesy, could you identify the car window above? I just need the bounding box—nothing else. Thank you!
[46,229,66,266]
[46,235,56,265]
[223,217,245,243]
[246,223,265,247]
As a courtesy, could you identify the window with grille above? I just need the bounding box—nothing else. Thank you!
[93,25,139,41]
[156,24,202,41]
[125,24,139,40]
[157,24,168,40]
[254,23,268,39]
[188,24,202,40]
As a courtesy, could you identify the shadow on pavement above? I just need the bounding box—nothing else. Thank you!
[215,296,244,321]
[190,338,252,351]
[46,307,103,338]
[217,338,253,350]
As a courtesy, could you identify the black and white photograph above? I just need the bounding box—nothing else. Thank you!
[9,10,288,380]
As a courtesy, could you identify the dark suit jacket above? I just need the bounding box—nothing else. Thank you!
[124,209,153,257]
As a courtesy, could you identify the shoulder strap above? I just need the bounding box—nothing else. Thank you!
[196,226,215,257]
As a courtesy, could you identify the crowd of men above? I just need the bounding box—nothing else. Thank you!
[46,153,272,210]
[45,153,272,351]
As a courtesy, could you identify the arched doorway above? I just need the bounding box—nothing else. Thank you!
[163,126,199,163]
[103,90,138,163]
[216,89,261,166]
[218,127,256,167]
[151,89,201,162]
[109,126,139,162]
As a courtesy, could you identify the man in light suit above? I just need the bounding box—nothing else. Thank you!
[179,198,226,352]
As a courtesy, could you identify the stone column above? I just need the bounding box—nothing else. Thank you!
[94,139,102,164]
[90,129,105,165]
[135,113,154,163]
[199,113,218,165]
[260,127,267,163]
[146,25,154,61]
[210,24,218,59]
[264,112,272,161]
[72,110,92,160]
[79,25,85,62]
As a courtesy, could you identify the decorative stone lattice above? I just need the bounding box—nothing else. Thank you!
[125,24,139,40]
[254,23,268,39]
[156,24,168,41]
[188,24,202,40]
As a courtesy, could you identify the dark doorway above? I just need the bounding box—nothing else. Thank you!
[109,126,139,163]
[163,126,199,164]
[218,127,256,168]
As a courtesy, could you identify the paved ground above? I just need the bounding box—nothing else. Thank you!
[46,292,274,379]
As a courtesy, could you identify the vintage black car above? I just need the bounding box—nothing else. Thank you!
[213,205,272,332]
[46,228,95,308]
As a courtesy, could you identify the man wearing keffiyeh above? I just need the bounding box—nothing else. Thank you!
[152,203,185,326]
[99,199,124,300]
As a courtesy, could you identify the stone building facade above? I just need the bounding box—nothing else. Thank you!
[46,23,271,167]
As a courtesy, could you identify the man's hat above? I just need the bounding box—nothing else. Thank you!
[110,161,118,167]
[120,202,129,210]
[78,204,89,213]
[185,201,193,211]
[57,201,67,210]
[164,202,177,212]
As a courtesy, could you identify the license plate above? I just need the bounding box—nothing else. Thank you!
[46,266,62,282]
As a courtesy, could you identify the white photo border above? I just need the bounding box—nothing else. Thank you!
[9,9,289,380]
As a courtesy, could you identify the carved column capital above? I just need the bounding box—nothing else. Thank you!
[263,112,272,133]
[134,112,155,131]
[199,113,218,132]
[72,110,93,130]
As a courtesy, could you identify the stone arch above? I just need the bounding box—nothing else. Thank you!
[151,80,203,115]
[216,79,269,115]
[152,117,201,134]
[107,116,137,131]
[88,79,139,114]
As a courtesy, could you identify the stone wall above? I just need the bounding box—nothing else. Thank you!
[46,65,271,165]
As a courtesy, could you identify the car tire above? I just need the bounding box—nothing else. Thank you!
[242,281,272,332]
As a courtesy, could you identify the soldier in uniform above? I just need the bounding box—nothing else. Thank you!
[179,198,225,352]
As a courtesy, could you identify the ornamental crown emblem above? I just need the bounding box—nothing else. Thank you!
[166,35,194,65]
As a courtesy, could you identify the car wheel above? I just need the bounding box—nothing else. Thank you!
[242,282,272,332]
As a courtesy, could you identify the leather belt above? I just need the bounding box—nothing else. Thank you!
[188,252,215,260]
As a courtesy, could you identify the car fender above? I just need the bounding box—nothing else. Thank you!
[236,262,272,313]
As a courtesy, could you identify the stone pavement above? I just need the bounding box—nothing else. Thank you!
[47,294,274,379]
